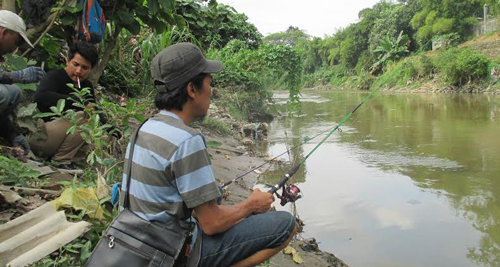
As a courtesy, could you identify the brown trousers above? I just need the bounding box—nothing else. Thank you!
[29,112,88,164]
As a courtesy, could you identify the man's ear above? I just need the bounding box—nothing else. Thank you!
[186,82,196,99]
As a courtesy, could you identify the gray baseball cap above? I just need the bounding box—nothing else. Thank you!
[0,10,33,48]
[151,43,222,93]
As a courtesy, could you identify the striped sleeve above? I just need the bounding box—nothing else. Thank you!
[171,134,221,208]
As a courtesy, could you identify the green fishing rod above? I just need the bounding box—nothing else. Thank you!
[222,83,383,205]
[267,85,382,205]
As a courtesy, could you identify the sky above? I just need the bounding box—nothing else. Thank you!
[218,0,383,38]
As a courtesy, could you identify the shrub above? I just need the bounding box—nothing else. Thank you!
[434,48,490,86]
[100,60,141,96]
[432,18,454,35]
[416,25,433,46]
[374,54,435,88]
[345,70,374,90]
[376,60,414,87]
[301,66,348,88]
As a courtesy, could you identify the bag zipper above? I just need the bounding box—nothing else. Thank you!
[107,235,152,259]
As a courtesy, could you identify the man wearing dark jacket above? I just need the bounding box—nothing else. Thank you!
[0,10,45,156]
[30,41,98,168]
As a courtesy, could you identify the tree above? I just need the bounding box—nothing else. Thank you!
[368,3,418,55]
[371,30,410,70]
[410,0,483,46]
[263,26,311,47]
[5,0,182,85]
[175,0,262,49]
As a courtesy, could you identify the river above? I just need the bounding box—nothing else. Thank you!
[258,90,500,267]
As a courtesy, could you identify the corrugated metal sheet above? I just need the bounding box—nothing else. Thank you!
[0,202,90,267]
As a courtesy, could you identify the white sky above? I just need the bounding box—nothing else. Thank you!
[218,0,383,37]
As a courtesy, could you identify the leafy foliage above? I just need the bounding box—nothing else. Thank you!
[264,26,311,47]
[372,31,411,70]
[175,0,262,49]
[209,40,302,110]
[434,47,490,85]
[0,156,44,187]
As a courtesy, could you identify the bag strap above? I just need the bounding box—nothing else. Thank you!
[123,120,148,209]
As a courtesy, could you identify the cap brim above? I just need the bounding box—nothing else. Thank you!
[19,32,34,48]
[204,60,223,73]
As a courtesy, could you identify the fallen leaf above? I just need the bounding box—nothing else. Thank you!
[284,246,304,264]
[253,169,262,174]
[51,187,108,221]
[225,155,231,160]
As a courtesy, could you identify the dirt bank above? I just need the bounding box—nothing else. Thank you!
[203,130,348,267]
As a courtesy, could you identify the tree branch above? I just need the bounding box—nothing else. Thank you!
[21,0,67,57]
[89,24,122,86]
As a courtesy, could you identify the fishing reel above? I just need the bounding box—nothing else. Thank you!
[275,184,303,206]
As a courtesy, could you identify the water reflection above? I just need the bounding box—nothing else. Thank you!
[259,90,500,266]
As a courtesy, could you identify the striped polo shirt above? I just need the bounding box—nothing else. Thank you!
[120,110,221,229]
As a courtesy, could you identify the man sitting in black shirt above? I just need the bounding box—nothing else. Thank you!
[29,41,101,169]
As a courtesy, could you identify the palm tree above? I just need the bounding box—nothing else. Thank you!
[371,30,410,71]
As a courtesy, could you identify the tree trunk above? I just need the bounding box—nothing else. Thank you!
[2,0,16,12]
[89,24,122,86]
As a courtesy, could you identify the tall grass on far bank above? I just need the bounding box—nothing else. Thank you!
[335,47,492,91]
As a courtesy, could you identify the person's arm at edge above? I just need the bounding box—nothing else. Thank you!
[0,70,14,84]
[194,188,274,236]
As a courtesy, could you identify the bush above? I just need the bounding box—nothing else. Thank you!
[345,70,374,90]
[355,52,375,74]
[377,60,414,87]
[416,25,433,46]
[434,48,490,86]
[208,41,303,118]
[301,66,348,88]
[100,60,141,96]
[432,18,454,35]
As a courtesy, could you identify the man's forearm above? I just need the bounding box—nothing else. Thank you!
[195,199,255,236]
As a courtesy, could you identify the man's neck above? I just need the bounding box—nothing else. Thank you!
[164,109,193,126]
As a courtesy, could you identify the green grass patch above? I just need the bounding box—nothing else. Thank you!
[199,117,233,136]
[206,140,222,148]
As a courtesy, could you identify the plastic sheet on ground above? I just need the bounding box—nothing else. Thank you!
[0,202,90,267]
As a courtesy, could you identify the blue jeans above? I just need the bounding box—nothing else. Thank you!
[0,84,22,115]
[199,211,295,267]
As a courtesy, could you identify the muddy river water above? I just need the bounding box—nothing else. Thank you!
[258,90,500,267]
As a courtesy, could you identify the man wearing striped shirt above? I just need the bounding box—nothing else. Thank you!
[122,43,296,267]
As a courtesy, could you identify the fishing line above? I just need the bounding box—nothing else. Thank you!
[265,86,385,207]
[222,84,383,189]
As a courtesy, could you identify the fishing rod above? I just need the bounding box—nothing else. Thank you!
[222,83,384,206]
[221,86,380,191]
[267,85,382,205]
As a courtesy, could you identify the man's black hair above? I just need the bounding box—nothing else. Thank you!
[68,41,99,67]
[155,73,208,111]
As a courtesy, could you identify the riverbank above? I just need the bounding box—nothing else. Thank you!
[0,106,349,266]
[305,80,500,94]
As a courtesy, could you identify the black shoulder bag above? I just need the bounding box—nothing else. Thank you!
[85,123,188,267]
